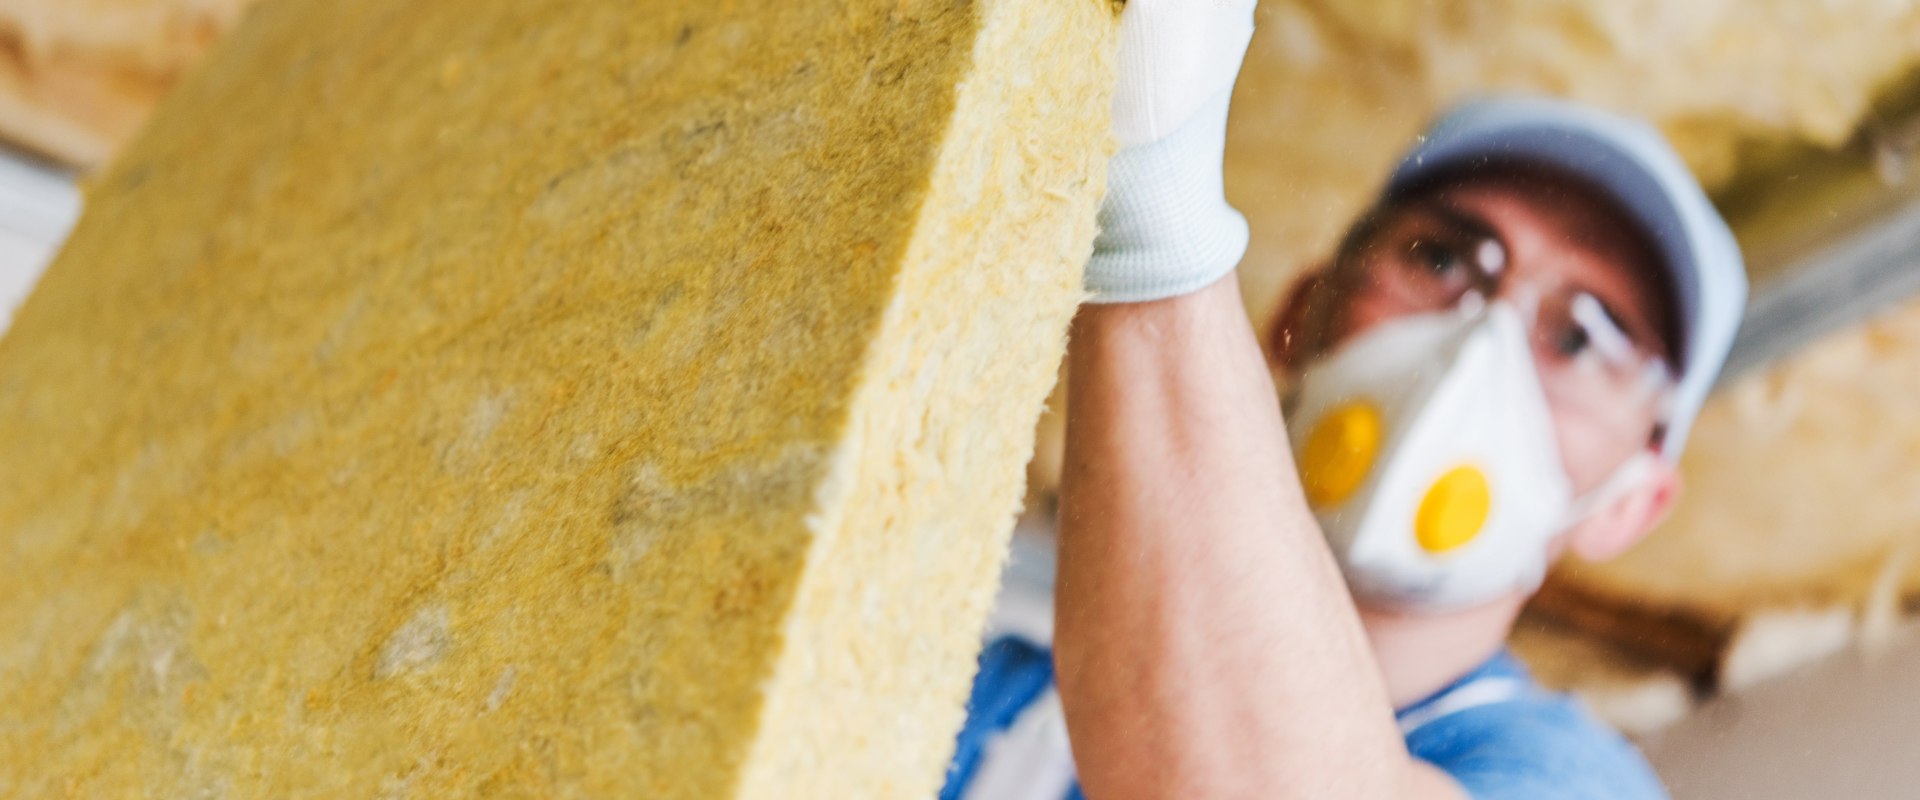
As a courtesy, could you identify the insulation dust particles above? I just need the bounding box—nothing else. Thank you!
[0,0,1118,796]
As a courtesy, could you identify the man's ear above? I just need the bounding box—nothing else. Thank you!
[1567,458,1682,563]
[1266,265,1328,371]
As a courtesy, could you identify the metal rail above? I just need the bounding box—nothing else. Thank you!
[1722,193,1920,382]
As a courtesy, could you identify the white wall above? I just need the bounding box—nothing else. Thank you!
[1644,622,1920,799]
[0,152,79,335]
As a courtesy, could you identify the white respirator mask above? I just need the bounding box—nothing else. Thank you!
[1284,301,1658,612]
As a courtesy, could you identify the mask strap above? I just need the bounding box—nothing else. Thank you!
[1560,451,1660,529]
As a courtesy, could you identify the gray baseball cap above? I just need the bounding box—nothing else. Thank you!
[1388,95,1748,460]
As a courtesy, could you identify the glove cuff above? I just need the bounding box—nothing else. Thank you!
[1084,88,1248,304]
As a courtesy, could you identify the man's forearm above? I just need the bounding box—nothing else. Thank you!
[1053,277,1457,799]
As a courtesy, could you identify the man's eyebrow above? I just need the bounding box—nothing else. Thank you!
[1417,202,1502,244]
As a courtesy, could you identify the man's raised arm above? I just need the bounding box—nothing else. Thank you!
[1050,4,1460,797]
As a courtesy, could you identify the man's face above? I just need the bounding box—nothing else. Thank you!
[1277,167,1680,496]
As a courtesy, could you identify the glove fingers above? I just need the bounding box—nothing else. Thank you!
[1111,0,1258,147]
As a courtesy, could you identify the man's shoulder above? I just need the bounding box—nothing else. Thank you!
[1401,653,1668,800]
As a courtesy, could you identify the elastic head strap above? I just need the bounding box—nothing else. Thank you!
[1560,450,1660,529]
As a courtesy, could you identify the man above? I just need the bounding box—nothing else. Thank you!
[942,2,1744,799]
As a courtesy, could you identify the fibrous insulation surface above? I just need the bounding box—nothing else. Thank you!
[0,0,1116,796]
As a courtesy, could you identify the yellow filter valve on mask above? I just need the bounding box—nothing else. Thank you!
[1416,465,1491,554]
[1300,401,1382,508]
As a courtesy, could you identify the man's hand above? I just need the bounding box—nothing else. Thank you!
[1083,0,1256,304]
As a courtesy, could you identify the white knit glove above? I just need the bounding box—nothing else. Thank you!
[1086,0,1257,304]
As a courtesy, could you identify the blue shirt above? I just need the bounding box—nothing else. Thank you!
[943,637,1667,800]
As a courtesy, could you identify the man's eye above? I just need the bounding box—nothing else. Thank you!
[1408,241,1467,275]
[1556,322,1591,357]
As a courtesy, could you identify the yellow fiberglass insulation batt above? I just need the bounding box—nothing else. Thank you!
[0,0,1118,796]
